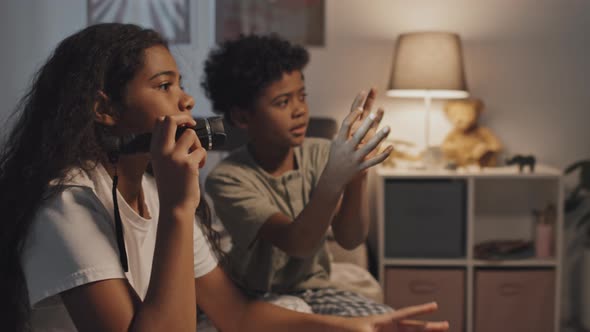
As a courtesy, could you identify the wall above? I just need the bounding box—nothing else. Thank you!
[0,1,82,130]
[303,0,590,169]
[0,0,216,130]
[1,0,588,168]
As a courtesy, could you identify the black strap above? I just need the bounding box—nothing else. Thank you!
[109,154,129,272]
[112,174,129,272]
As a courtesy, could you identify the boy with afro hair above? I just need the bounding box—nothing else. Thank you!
[202,34,393,316]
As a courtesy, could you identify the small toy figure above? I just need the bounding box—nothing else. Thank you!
[506,154,536,173]
[441,98,502,168]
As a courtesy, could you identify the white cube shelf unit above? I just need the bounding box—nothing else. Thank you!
[368,165,563,332]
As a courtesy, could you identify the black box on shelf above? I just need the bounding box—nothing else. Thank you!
[384,179,466,258]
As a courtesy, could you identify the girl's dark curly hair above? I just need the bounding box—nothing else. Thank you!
[201,34,309,122]
[0,23,222,331]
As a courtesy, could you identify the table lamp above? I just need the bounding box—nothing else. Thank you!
[387,32,469,167]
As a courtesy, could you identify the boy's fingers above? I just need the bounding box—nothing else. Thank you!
[360,145,392,170]
[371,108,385,129]
[399,320,449,332]
[362,87,377,117]
[337,109,363,141]
[422,321,450,331]
[350,91,367,114]
[399,319,426,327]
[357,126,390,158]
[351,111,377,145]
[392,302,439,320]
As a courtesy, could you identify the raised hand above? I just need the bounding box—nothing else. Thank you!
[349,302,450,332]
[150,114,207,213]
[323,98,392,190]
[349,88,388,162]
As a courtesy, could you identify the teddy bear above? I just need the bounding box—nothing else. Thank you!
[441,98,502,168]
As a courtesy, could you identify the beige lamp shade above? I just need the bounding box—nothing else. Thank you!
[387,32,468,99]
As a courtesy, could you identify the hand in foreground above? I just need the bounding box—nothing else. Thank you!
[348,302,449,332]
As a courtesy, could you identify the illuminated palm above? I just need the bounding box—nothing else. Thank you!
[349,88,388,161]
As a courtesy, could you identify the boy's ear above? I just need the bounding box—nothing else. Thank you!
[229,108,250,130]
[93,91,117,126]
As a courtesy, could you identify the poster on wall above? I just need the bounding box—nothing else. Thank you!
[87,0,190,44]
[216,0,325,46]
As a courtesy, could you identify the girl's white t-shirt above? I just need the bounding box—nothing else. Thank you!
[21,164,217,331]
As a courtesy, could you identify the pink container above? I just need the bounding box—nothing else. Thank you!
[535,223,554,258]
[385,268,465,332]
[475,269,555,332]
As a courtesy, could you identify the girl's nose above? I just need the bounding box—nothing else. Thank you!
[180,92,194,112]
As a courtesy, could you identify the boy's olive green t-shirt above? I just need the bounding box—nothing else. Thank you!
[205,138,334,294]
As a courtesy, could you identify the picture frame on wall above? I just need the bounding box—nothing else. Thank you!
[87,0,191,44]
[215,0,325,46]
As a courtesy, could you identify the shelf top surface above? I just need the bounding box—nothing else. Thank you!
[381,258,557,267]
[376,164,562,178]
